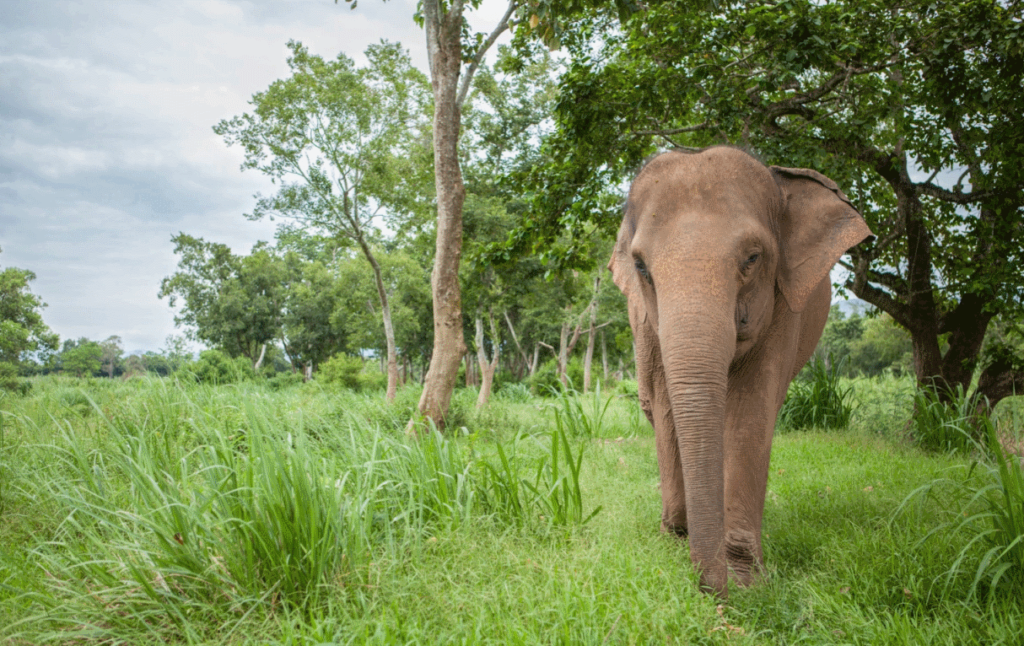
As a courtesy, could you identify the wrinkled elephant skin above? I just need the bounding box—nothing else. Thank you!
[608,146,874,597]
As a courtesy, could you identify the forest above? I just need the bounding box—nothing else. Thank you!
[2,0,1024,643]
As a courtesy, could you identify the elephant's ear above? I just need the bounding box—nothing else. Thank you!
[608,205,638,297]
[771,166,875,313]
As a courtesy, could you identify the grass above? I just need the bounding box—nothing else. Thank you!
[778,356,853,431]
[0,374,1022,644]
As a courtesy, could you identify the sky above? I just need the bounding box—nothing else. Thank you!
[0,0,514,354]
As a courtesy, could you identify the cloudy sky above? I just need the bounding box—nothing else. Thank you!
[0,0,513,354]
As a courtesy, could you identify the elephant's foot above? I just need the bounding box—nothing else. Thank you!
[660,520,688,538]
[725,529,762,586]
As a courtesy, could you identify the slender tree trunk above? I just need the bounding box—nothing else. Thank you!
[476,312,500,407]
[558,310,571,386]
[601,330,608,382]
[416,0,469,429]
[354,236,399,402]
[503,310,530,380]
[253,343,267,371]
[530,344,540,377]
[583,274,601,392]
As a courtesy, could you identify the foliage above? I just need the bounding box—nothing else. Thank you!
[546,378,613,439]
[0,252,58,389]
[911,384,989,454]
[0,377,607,641]
[496,381,532,403]
[521,424,603,528]
[5,376,1024,642]
[778,355,854,431]
[182,350,253,385]
[316,353,387,393]
[60,340,102,378]
[529,356,585,395]
[159,236,288,366]
[515,0,1024,406]
[901,417,1024,600]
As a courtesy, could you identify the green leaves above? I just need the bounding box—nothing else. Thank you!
[0,251,58,388]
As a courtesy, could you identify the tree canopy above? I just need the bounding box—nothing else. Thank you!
[0,249,58,390]
[512,0,1024,405]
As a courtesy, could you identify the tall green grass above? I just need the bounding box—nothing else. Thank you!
[778,356,853,431]
[910,384,987,454]
[900,409,1024,600]
[0,379,599,643]
[546,379,614,439]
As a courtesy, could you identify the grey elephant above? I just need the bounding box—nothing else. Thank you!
[608,146,873,597]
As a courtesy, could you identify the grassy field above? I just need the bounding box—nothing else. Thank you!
[1,375,1022,645]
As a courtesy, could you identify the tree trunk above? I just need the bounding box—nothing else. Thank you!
[601,330,608,382]
[253,343,267,371]
[531,344,540,377]
[415,0,469,429]
[476,312,500,408]
[503,311,531,381]
[583,274,601,392]
[352,235,399,403]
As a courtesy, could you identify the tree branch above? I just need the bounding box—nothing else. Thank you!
[456,0,516,109]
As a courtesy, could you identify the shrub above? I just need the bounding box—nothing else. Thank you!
[0,361,30,394]
[266,371,304,391]
[183,349,252,385]
[616,379,639,398]
[777,355,853,431]
[527,357,584,396]
[497,381,532,404]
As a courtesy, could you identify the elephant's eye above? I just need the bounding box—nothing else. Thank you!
[743,252,761,272]
[635,258,653,285]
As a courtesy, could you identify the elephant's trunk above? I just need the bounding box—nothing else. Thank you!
[660,300,736,597]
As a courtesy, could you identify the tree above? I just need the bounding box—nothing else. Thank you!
[61,339,102,378]
[281,260,349,378]
[99,335,123,378]
[338,0,523,427]
[215,41,430,402]
[159,236,287,367]
[0,249,59,389]
[516,0,1024,407]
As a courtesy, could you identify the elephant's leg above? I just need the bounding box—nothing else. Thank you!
[632,306,687,536]
[722,377,777,585]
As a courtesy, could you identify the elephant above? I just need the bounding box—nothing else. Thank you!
[608,146,873,597]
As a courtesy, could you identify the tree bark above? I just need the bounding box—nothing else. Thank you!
[412,0,513,431]
[583,274,601,392]
[475,312,500,407]
[415,0,469,429]
[601,329,608,382]
[253,343,267,371]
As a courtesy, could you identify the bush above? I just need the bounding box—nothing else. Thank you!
[182,350,252,385]
[266,371,304,391]
[317,354,388,393]
[527,357,584,396]
[616,379,639,398]
[497,382,532,403]
[0,361,31,394]
[778,355,853,431]
[317,353,363,389]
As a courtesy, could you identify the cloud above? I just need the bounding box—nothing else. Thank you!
[1,0,504,353]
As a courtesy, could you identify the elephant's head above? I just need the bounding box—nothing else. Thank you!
[608,146,873,594]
